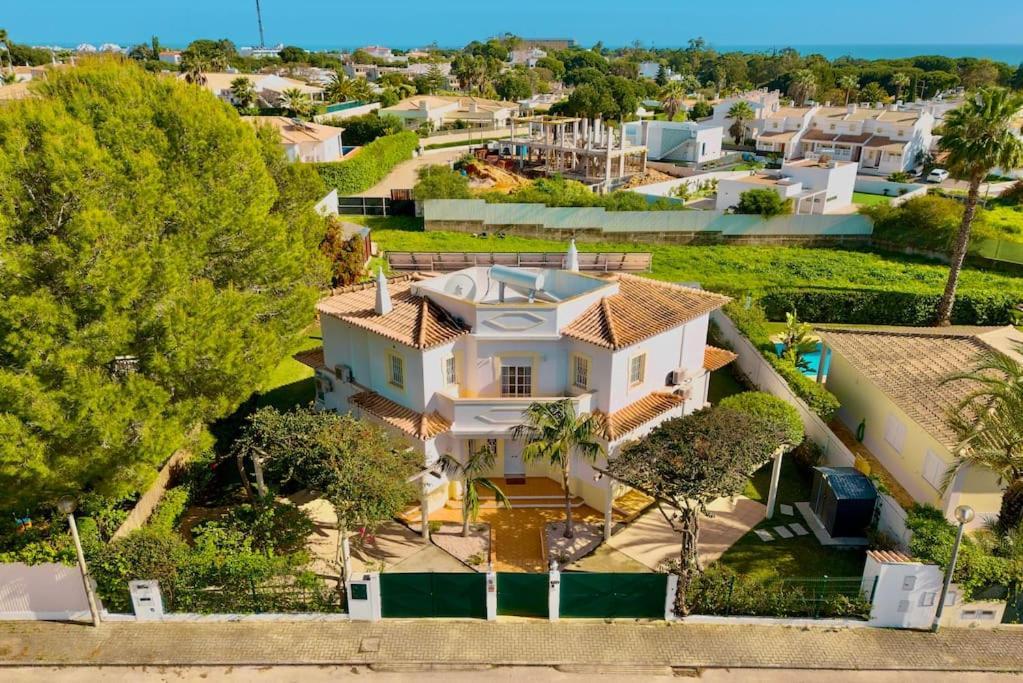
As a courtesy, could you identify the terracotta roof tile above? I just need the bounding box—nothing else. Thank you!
[293,346,325,370]
[867,549,917,564]
[562,275,730,350]
[602,392,685,441]
[704,345,738,372]
[350,390,451,440]
[317,276,469,349]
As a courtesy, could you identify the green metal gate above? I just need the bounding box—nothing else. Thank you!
[496,572,549,618]
[380,572,487,618]
[560,572,667,619]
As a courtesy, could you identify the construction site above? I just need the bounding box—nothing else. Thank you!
[487,115,649,192]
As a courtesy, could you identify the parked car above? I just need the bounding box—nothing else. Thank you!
[927,169,950,183]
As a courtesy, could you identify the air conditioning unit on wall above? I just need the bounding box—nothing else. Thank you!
[335,364,354,383]
[667,368,694,388]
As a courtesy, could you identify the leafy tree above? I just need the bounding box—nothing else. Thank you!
[235,407,420,581]
[536,56,565,81]
[337,112,403,145]
[495,71,533,101]
[718,392,804,447]
[229,76,257,109]
[513,400,604,539]
[1012,63,1023,91]
[0,28,10,73]
[440,443,511,537]
[838,74,859,104]
[735,188,792,216]
[787,69,817,106]
[0,58,328,510]
[606,406,794,615]
[182,55,209,85]
[413,164,472,200]
[727,100,755,144]
[320,217,366,287]
[562,82,617,119]
[891,72,911,101]
[278,46,307,64]
[414,64,447,94]
[689,100,713,119]
[934,88,1023,325]
[943,343,1023,532]
[859,81,889,104]
[182,38,235,68]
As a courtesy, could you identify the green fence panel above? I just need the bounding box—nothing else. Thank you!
[380,572,487,619]
[497,572,549,618]
[560,573,667,619]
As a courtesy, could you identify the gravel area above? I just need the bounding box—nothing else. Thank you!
[546,520,603,567]
[430,523,490,570]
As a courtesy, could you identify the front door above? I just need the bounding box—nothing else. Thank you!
[503,440,526,482]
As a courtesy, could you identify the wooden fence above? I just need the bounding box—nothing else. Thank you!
[387,251,652,272]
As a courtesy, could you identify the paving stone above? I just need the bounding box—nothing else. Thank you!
[789,523,810,536]
[754,529,774,542]
[779,504,794,516]
[773,526,794,539]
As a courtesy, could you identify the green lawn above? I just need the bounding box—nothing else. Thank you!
[852,192,891,207]
[981,202,1023,242]
[354,215,1023,296]
[717,459,866,581]
[707,367,746,404]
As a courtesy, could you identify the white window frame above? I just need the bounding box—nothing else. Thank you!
[884,414,907,454]
[571,353,590,390]
[386,351,405,390]
[443,354,457,386]
[628,353,646,388]
[922,449,946,491]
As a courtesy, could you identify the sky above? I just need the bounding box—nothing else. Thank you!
[5,0,1023,51]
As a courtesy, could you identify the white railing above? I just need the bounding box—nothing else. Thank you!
[712,311,912,549]
[436,391,594,436]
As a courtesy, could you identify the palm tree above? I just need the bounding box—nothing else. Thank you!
[892,72,911,102]
[788,69,817,106]
[838,74,859,105]
[229,76,256,109]
[513,399,604,539]
[779,310,817,372]
[934,88,1023,325]
[324,69,371,103]
[440,444,511,537]
[182,56,208,86]
[727,100,755,145]
[0,29,13,75]
[943,344,1023,532]
[279,87,313,118]
[659,80,687,121]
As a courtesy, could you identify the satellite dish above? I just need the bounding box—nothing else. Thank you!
[443,273,477,300]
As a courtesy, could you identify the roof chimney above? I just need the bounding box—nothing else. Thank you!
[566,239,579,272]
[375,267,392,315]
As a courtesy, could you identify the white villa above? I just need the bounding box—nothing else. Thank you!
[195,72,326,107]
[716,158,858,214]
[623,120,724,165]
[302,259,735,529]
[380,95,519,130]
[753,101,934,175]
[244,116,345,163]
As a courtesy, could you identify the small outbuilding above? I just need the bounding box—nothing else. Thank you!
[810,466,877,538]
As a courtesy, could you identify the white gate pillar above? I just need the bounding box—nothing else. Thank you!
[347,572,382,621]
[765,447,785,519]
[548,565,561,622]
[486,569,497,621]
[664,573,679,621]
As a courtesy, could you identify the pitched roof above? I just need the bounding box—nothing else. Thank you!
[704,346,738,372]
[293,346,325,370]
[382,95,517,114]
[350,390,451,440]
[244,116,343,144]
[818,326,1023,449]
[867,549,917,564]
[602,393,685,441]
[316,275,469,350]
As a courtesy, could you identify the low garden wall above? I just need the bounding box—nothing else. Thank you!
[854,179,928,207]
[112,444,193,540]
[0,562,91,621]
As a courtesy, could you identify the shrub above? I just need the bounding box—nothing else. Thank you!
[315,131,418,195]
[147,487,190,534]
[337,113,404,146]
[208,498,316,555]
[414,164,472,200]
[320,217,366,286]
[790,438,825,473]
[90,528,191,612]
[1000,180,1023,205]
[887,171,912,183]
[719,392,804,446]
[735,188,792,216]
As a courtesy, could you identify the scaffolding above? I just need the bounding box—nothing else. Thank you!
[504,115,648,191]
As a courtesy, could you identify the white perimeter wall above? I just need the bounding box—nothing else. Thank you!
[0,562,91,621]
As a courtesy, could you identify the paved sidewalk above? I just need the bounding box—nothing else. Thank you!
[1,621,1022,671]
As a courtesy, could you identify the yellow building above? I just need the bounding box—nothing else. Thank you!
[818,325,1023,528]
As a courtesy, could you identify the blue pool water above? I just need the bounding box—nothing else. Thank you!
[774,342,831,377]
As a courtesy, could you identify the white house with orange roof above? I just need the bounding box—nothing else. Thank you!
[299,255,735,534]
[194,72,325,107]
[380,95,518,130]
[244,116,344,163]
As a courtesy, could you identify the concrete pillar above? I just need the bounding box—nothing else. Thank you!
[347,573,382,621]
[816,345,830,384]
[664,573,679,621]
[765,448,784,519]
[420,482,430,542]
[548,565,561,622]
[603,483,614,541]
[486,569,497,621]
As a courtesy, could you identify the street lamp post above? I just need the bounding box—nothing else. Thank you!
[57,496,102,627]
[931,504,974,632]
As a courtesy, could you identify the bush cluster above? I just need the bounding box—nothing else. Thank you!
[718,392,804,446]
[315,131,418,195]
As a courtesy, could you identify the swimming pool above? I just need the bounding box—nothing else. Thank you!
[774,342,831,377]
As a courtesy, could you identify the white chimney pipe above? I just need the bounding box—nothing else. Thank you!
[374,266,392,315]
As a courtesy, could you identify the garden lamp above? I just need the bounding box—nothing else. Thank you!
[931,504,974,632]
[59,496,102,627]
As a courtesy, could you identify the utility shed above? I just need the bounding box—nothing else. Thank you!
[810,466,877,538]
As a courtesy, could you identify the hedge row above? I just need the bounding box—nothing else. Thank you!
[314,131,418,195]
[725,301,841,421]
[760,287,1020,326]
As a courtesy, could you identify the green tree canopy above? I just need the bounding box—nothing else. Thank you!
[735,188,792,216]
[0,58,329,510]
[413,164,472,201]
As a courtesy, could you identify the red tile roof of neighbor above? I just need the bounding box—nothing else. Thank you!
[562,275,730,350]
[704,346,738,372]
[293,346,325,370]
[868,550,917,564]
[350,390,451,440]
[601,392,685,441]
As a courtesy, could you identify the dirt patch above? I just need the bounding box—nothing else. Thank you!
[430,523,490,571]
[546,520,603,568]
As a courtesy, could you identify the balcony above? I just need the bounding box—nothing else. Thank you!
[435,391,595,436]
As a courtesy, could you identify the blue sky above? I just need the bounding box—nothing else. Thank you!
[6,0,1023,50]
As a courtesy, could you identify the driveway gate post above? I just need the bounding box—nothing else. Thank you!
[548,564,561,622]
[664,573,679,621]
[486,569,497,621]
[348,573,381,621]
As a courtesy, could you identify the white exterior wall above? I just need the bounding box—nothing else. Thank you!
[861,555,944,629]
[715,177,802,211]
[0,562,91,620]
[782,161,857,212]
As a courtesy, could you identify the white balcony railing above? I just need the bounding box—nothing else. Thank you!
[435,392,595,436]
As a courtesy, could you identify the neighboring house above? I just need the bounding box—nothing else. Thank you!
[158,51,183,65]
[10,63,72,83]
[239,44,284,58]
[753,101,934,175]
[710,89,782,133]
[817,326,1023,528]
[361,45,400,63]
[509,48,546,67]
[623,120,724,165]
[518,92,567,116]
[244,116,344,163]
[195,72,326,106]
[302,265,734,522]
[638,61,675,80]
[380,95,518,130]
[715,158,857,214]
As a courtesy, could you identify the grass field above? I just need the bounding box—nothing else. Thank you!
[852,192,891,207]
[347,215,1023,296]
